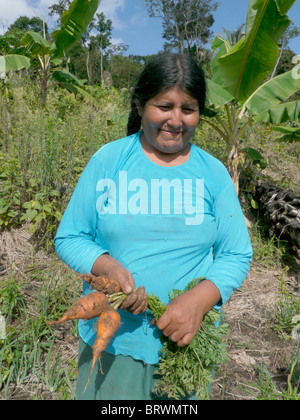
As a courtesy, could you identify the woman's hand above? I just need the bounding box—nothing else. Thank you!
[91,254,147,314]
[155,280,221,347]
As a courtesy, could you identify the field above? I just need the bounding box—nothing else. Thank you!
[0,80,299,400]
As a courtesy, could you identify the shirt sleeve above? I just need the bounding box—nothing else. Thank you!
[205,181,253,309]
[54,156,109,274]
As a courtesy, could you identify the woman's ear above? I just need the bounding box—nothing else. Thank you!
[135,100,143,117]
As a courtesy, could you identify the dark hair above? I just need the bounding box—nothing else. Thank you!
[127,53,206,136]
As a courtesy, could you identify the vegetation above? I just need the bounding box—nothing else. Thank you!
[147,279,229,400]
[0,0,299,401]
[202,0,300,195]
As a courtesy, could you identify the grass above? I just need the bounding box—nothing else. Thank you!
[240,347,300,400]
[249,221,287,269]
[0,261,80,400]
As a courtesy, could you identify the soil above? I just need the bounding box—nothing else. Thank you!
[0,224,299,400]
[210,263,300,400]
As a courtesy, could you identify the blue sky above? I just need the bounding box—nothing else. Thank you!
[108,0,300,55]
[0,0,299,54]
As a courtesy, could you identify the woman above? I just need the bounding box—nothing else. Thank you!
[54,53,253,400]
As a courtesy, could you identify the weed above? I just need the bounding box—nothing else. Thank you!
[274,270,300,340]
[249,221,286,268]
[241,346,300,400]
[0,276,26,320]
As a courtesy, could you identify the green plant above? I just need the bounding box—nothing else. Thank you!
[37,338,75,397]
[0,266,79,399]
[274,271,300,339]
[0,153,24,228]
[249,222,286,268]
[241,346,300,400]
[243,361,300,400]
[0,0,102,106]
[0,314,53,396]
[21,186,63,249]
[0,277,26,320]
[203,0,300,195]
[273,125,300,143]
[147,279,229,400]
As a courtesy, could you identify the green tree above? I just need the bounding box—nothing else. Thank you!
[145,0,218,61]
[110,55,143,89]
[48,0,73,22]
[7,16,48,36]
[88,12,112,84]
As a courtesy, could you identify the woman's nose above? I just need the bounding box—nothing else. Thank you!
[168,108,183,128]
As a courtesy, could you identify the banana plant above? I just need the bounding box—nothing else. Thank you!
[203,0,300,195]
[273,125,300,142]
[0,0,101,107]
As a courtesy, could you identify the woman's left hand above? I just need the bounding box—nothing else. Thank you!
[155,280,221,347]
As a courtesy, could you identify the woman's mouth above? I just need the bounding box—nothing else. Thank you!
[160,129,183,135]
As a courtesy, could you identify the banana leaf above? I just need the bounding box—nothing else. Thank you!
[21,31,56,58]
[210,37,231,90]
[214,0,295,102]
[245,70,300,115]
[0,54,31,78]
[273,125,300,142]
[253,100,300,124]
[52,69,86,87]
[206,79,235,107]
[52,69,100,106]
[242,146,267,169]
[52,0,101,58]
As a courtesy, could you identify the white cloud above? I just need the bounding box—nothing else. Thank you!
[0,0,127,34]
[111,36,124,46]
[0,0,33,23]
[0,0,55,33]
[97,0,126,30]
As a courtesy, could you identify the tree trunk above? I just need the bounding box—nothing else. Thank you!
[100,51,103,84]
[227,141,242,196]
[40,77,47,108]
[86,49,91,85]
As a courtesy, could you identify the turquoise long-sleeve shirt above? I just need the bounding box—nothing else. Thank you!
[54,132,252,364]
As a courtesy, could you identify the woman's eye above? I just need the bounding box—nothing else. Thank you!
[183,108,196,113]
[158,105,170,110]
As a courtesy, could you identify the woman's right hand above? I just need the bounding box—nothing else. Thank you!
[91,254,147,314]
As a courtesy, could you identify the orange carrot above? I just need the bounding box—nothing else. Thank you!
[47,291,109,325]
[79,274,121,294]
[83,307,121,393]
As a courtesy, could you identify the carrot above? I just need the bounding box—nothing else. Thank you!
[79,274,121,294]
[46,291,109,325]
[83,307,121,394]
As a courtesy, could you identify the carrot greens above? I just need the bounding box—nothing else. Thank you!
[147,278,229,400]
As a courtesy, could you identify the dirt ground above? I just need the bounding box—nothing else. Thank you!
[210,262,299,400]
[0,224,299,400]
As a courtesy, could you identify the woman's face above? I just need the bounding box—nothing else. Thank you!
[138,86,200,159]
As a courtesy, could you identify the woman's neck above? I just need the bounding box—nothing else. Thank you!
[140,134,191,167]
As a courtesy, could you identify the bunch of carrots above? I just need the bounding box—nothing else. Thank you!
[46,273,228,398]
[46,273,129,392]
